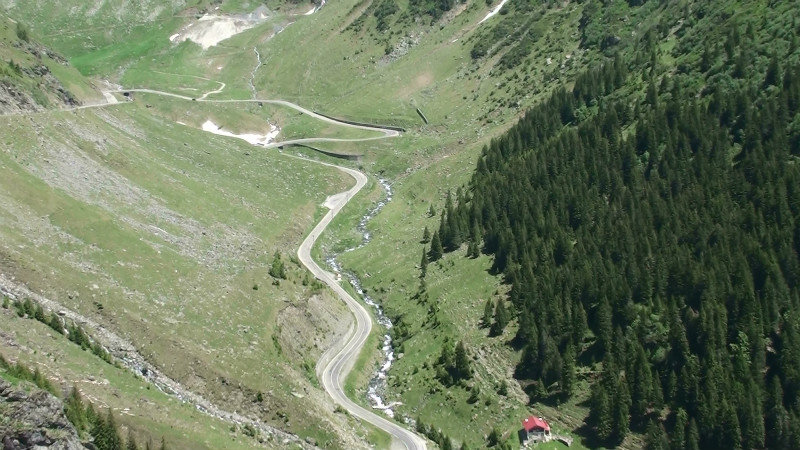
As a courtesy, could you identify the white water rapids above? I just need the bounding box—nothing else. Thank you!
[325,178,401,417]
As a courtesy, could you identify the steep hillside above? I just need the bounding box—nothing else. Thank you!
[0,95,384,447]
[2,0,797,449]
[0,367,86,450]
[0,15,99,113]
[367,0,800,448]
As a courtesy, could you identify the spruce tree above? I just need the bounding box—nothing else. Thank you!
[420,247,428,278]
[671,408,688,450]
[686,418,700,450]
[612,379,631,445]
[482,299,493,327]
[490,300,509,336]
[65,386,87,433]
[592,388,613,443]
[48,312,63,334]
[561,342,576,398]
[422,226,431,244]
[429,231,443,261]
[269,251,286,279]
[645,420,669,450]
[454,341,471,380]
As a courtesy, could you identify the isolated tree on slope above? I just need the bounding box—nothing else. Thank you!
[269,250,286,279]
[429,231,443,261]
[482,299,493,327]
[420,247,428,278]
[490,299,509,336]
[454,340,472,380]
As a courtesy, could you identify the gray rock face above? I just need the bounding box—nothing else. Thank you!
[0,379,87,450]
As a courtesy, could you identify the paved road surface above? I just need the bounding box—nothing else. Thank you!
[295,160,427,450]
[4,84,424,449]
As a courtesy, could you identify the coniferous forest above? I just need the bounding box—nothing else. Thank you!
[434,1,800,448]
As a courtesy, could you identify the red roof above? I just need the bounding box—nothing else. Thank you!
[522,416,550,432]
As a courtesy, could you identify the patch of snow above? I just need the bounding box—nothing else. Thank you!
[102,91,118,105]
[304,0,326,16]
[201,120,279,146]
[169,6,272,50]
[479,0,510,24]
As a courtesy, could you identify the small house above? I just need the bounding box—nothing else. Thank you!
[521,415,551,445]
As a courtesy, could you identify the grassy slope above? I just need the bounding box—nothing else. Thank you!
[240,0,644,448]
[0,99,369,446]
[324,1,790,448]
[1,0,663,447]
[0,14,100,108]
[264,1,599,446]
[136,92,387,142]
[0,307,271,450]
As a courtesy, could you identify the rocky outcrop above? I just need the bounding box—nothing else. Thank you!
[0,80,42,114]
[0,379,87,450]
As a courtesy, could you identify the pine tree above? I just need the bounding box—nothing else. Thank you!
[612,380,631,445]
[596,297,613,358]
[645,420,669,450]
[428,204,436,217]
[592,388,613,442]
[442,437,453,450]
[630,341,652,428]
[686,418,700,450]
[48,312,63,334]
[490,300,509,336]
[269,251,287,279]
[765,54,781,87]
[420,247,428,278]
[671,408,688,450]
[65,386,87,433]
[482,299,493,327]
[437,341,455,385]
[467,240,479,258]
[422,226,431,243]
[106,410,122,450]
[429,231,443,261]
[33,304,45,322]
[487,428,501,447]
[454,340,471,380]
[561,342,576,398]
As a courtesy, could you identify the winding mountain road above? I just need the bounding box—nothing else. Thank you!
[106,89,401,148]
[295,161,427,450]
[115,88,423,448]
[141,87,424,448]
[4,83,424,449]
